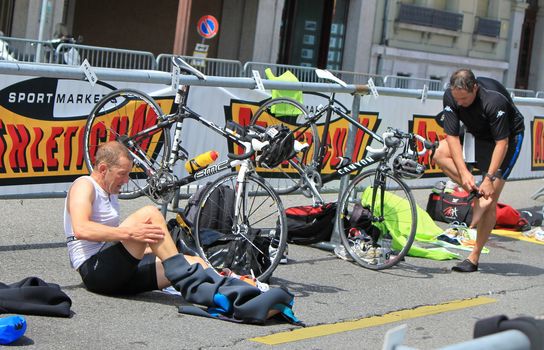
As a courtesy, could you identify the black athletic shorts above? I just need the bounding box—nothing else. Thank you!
[472,132,523,180]
[78,242,158,295]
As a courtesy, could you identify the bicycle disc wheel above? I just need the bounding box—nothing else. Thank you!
[192,172,287,282]
[250,97,320,195]
[337,169,417,270]
[84,89,171,199]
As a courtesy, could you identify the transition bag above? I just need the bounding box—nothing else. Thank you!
[426,183,473,225]
[495,203,530,231]
[285,202,336,245]
[184,183,234,232]
[426,182,530,231]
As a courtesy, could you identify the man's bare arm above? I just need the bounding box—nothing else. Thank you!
[68,179,164,244]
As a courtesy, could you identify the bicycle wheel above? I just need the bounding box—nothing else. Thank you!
[84,89,171,199]
[192,172,287,282]
[250,97,320,195]
[337,168,417,270]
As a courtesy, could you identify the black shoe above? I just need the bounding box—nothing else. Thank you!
[452,259,478,272]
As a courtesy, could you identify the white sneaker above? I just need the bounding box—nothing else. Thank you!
[269,244,288,264]
[334,244,353,261]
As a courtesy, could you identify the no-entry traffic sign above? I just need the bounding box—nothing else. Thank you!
[197,15,219,39]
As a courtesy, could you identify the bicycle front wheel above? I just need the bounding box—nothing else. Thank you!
[192,172,287,282]
[84,89,171,199]
[337,169,417,270]
[250,97,320,195]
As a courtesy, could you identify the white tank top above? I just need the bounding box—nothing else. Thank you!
[63,176,121,269]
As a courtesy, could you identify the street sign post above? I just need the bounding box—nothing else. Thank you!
[196,15,219,40]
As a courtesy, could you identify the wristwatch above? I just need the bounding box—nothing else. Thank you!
[484,172,497,182]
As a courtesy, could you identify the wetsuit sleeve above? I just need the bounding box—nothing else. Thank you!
[442,89,461,136]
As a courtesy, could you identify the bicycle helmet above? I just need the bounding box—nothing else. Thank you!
[392,154,426,179]
[257,125,295,168]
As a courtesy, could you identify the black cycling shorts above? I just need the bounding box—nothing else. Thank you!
[473,132,523,180]
[78,242,158,295]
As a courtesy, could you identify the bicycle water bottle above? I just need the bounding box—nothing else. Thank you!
[185,150,219,174]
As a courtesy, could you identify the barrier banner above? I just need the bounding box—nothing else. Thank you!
[0,73,543,197]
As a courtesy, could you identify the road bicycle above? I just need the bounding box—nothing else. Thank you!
[249,69,384,203]
[83,57,300,281]
[250,69,438,269]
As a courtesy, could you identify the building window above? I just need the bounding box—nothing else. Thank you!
[397,3,463,32]
[279,0,348,69]
[474,17,501,37]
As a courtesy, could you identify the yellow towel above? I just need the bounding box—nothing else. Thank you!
[492,229,544,245]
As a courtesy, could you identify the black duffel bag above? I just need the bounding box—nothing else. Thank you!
[426,182,474,224]
[285,202,337,245]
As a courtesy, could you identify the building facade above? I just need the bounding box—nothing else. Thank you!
[1,0,543,91]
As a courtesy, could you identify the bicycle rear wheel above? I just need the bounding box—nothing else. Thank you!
[250,97,320,195]
[84,89,171,199]
[336,168,417,270]
[192,172,287,282]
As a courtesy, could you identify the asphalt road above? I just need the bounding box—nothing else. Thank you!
[1,178,543,349]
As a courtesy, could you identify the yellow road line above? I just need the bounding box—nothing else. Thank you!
[492,229,544,245]
[250,296,496,345]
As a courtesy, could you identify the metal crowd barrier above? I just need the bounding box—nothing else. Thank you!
[243,61,318,81]
[383,75,442,91]
[242,61,384,85]
[508,88,536,98]
[55,43,156,69]
[2,35,542,98]
[156,53,242,76]
[0,35,56,63]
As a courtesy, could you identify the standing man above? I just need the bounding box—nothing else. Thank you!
[64,141,299,324]
[433,68,524,272]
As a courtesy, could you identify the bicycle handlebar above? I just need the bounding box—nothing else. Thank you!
[224,123,308,162]
[366,129,437,156]
[411,133,438,156]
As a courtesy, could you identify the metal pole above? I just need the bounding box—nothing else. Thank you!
[312,93,361,251]
[438,330,530,350]
[36,0,49,63]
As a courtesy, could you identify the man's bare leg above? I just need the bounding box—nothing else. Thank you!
[433,139,463,185]
[467,179,505,265]
[119,205,208,288]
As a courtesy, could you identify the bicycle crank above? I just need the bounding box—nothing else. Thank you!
[146,170,177,205]
[300,168,323,199]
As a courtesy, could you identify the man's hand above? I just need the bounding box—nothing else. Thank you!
[127,218,165,244]
[460,170,478,193]
[478,178,495,200]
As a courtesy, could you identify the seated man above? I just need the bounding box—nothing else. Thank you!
[64,141,299,324]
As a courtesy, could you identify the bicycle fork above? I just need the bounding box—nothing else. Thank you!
[232,161,266,255]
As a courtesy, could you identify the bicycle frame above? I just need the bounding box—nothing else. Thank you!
[285,92,387,198]
[125,79,259,204]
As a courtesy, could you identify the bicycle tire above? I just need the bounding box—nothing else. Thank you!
[192,172,287,282]
[336,168,417,270]
[84,89,172,199]
[250,97,320,195]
